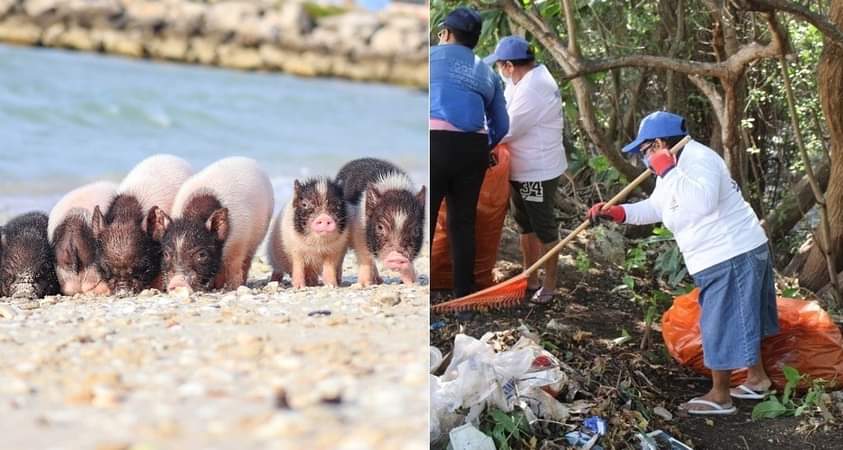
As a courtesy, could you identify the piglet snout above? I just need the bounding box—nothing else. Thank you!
[311,214,337,235]
[384,251,411,270]
[167,274,192,293]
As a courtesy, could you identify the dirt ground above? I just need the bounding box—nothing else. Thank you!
[431,224,843,450]
[0,255,429,450]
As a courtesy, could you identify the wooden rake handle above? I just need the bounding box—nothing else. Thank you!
[522,135,691,277]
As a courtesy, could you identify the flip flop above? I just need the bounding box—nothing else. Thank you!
[681,398,736,415]
[528,287,556,305]
[730,384,769,400]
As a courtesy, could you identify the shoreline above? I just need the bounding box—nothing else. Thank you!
[0,0,429,89]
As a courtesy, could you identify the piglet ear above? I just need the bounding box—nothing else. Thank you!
[416,185,427,207]
[147,206,171,242]
[293,179,303,198]
[365,186,382,217]
[206,208,229,242]
[91,206,105,238]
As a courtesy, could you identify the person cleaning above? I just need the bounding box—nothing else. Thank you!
[484,35,567,304]
[430,7,509,298]
[588,111,779,415]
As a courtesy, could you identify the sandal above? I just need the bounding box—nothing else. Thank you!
[528,287,556,305]
[730,384,769,400]
[680,397,736,415]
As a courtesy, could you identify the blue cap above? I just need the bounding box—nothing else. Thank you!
[483,36,533,65]
[440,7,482,34]
[622,111,687,153]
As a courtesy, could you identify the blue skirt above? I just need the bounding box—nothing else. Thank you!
[691,243,780,371]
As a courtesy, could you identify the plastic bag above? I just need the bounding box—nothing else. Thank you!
[431,144,511,290]
[429,333,570,442]
[662,288,843,389]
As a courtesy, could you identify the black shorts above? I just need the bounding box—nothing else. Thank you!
[509,177,560,244]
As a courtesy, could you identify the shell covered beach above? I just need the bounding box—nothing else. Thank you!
[0,253,429,450]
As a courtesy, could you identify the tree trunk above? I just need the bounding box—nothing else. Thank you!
[797,0,843,291]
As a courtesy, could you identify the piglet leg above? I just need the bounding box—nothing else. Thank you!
[321,255,341,288]
[291,255,307,289]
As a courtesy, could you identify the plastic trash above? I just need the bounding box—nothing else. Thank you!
[431,320,446,331]
[638,430,694,450]
[565,431,604,450]
[429,333,571,442]
[449,423,495,450]
[431,346,443,373]
[584,416,607,436]
[662,289,843,389]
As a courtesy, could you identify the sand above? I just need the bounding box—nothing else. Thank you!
[0,255,429,450]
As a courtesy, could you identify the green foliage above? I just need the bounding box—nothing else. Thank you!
[752,366,827,420]
[303,2,347,18]
[481,409,529,450]
[588,154,622,185]
[576,250,591,273]
[624,245,647,271]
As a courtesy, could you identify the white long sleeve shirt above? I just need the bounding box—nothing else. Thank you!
[501,64,567,182]
[622,140,768,275]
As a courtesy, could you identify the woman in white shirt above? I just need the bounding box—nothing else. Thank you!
[485,36,567,304]
[588,111,779,415]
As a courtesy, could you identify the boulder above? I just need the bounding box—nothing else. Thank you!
[65,0,123,30]
[58,25,98,51]
[146,35,189,60]
[0,16,43,45]
[24,0,71,27]
[0,0,16,19]
[204,1,261,38]
[217,43,263,70]
[100,29,144,58]
[187,36,218,65]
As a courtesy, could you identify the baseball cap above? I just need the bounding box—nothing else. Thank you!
[622,111,687,153]
[483,36,533,65]
[439,7,483,34]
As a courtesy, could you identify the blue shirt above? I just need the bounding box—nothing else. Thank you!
[430,44,509,149]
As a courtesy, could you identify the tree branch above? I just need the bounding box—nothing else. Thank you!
[736,0,843,50]
[687,74,725,125]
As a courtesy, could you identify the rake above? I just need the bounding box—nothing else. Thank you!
[431,135,691,313]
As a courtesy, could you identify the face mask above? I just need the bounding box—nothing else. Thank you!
[642,155,651,169]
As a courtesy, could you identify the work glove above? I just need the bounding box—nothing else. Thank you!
[587,202,625,225]
[646,148,676,177]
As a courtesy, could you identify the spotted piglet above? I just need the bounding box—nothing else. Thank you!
[267,177,349,288]
[335,158,425,286]
[0,212,60,299]
[149,157,274,293]
[92,154,192,295]
[48,181,118,296]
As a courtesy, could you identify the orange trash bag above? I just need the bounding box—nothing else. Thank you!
[662,288,843,389]
[431,145,511,290]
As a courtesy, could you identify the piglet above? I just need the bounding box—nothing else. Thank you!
[335,158,425,286]
[48,181,118,296]
[149,157,274,293]
[268,177,349,288]
[0,212,60,299]
[92,154,192,295]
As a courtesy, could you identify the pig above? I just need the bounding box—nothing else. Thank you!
[267,177,349,288]
[0,212,60,299]
[48,181,118,296]
[148,157,274,293]
[335,158,426,286]
[92,154,192,295]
